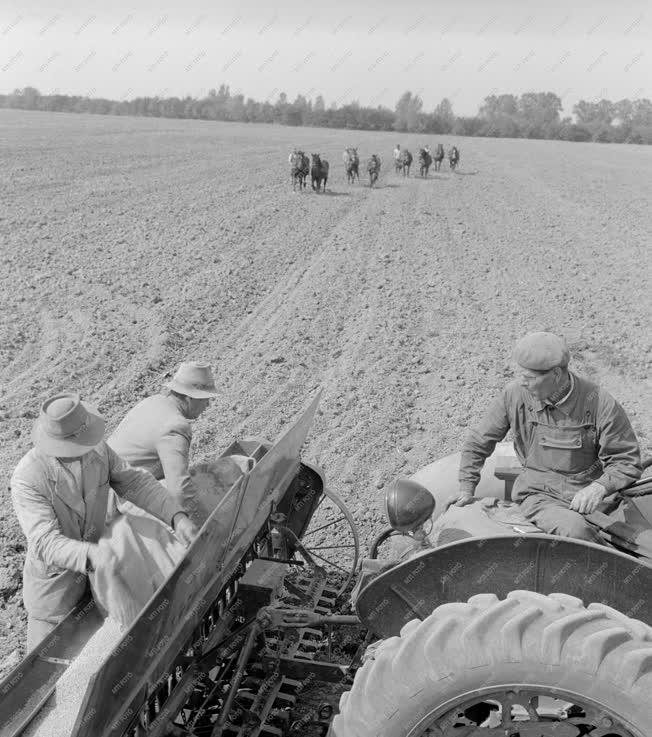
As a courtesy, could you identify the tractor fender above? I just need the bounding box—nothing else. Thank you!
[356,533,652,638]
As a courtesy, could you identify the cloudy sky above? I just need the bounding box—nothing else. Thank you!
[1,0,649,115]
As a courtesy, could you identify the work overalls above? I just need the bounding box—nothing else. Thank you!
[514,381,607,542]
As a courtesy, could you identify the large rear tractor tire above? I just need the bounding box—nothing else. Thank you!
[331,591,652,736]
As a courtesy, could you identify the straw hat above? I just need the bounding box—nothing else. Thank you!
[32,393,106,458]
[165,361,218,399]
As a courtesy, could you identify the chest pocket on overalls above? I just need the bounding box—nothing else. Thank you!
[536,423,597,474]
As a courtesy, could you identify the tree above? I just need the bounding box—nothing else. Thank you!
[573,99,614,126]
[632,99,652,127]
[9,86,42,109]
[432,98,455,133]
[227,93,245,121]
[243,97,259,122]
[614,99,634,126]
[557,122,592,142]
[479,94,518,119]
[453,116,485,136]
[273,92,289,123]
[308,95,328,127]
[4,84,652,146]
[407,94,423,131]
[481,115,521,138]
[394,91,411,131]
[394,91,423,132]
[518,92,562,127]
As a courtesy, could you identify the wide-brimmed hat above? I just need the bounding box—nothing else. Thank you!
[165,361,218,399]
[32,393,106,458]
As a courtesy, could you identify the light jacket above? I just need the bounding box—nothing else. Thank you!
[459,373,642,501]
[11,441,182,620]
[108,393,197,511]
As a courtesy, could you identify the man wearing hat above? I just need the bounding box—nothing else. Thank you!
[11,393,198,648]
[108,361,218,514]
[452,332,641,542]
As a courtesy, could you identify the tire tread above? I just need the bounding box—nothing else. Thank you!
[333,591,652,737]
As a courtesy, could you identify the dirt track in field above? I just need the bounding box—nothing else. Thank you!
[0,110,651,667]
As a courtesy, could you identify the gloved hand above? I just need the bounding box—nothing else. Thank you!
[569,482,607,515]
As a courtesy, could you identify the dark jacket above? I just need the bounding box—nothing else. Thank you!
[459,373,641,501]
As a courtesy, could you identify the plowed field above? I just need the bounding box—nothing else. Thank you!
[1,109,651,668]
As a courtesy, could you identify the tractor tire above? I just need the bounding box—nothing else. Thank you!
[331,591,652,737]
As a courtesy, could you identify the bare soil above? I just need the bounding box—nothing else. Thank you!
[1,109,651,673]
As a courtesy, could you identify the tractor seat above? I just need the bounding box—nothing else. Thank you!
[494,457,524,502]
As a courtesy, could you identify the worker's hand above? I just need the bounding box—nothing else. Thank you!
[87,543,119,573]
[446,492,475,510]
[569,482,607,515]
[172,513,198,547]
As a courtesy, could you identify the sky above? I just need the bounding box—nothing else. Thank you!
[0,0,650,116]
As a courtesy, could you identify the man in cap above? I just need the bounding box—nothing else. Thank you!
[451,332,641,542]
[108,361,218,514]
[11,393,198,649]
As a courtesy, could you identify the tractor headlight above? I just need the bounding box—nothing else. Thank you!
[385,478,435,533]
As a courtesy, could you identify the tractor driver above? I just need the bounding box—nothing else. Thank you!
[450,332,642,543]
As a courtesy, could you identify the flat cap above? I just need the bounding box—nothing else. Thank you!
[512,332,570,371]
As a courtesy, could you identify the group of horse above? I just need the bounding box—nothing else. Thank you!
[342,149,382,187]
[288,151,328,192]
[288,143,460,192]
[394,144,460,177]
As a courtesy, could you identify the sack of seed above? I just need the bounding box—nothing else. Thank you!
[89,512,186,626]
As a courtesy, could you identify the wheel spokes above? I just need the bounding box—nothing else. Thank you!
[295,486,359,597]
[432,688,635,736]
[302,516,347,537]
[304,550,351,575]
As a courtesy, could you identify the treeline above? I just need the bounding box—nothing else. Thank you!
[473,93,652,144]
[3,86,652,144]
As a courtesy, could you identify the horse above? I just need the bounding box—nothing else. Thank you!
[343,148,360,184]
[448,146,460,171]
[367,154,381,187]
[433,143,445,171]
[418,148,433,178]
[311,154,329,192]
[397,149,413,177]
[290,150,310,191]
